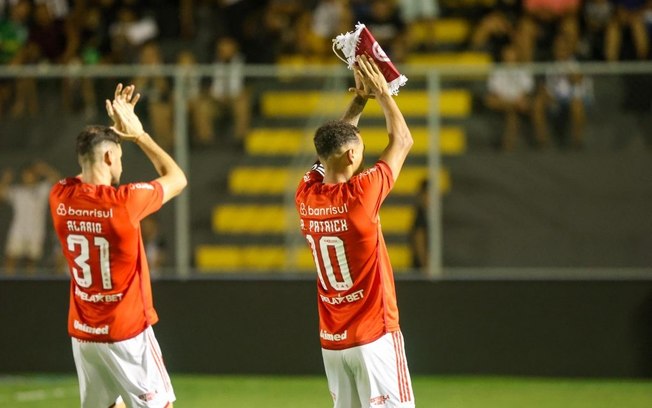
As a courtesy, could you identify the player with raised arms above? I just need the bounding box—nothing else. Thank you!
[296,55,415,407]
[49,83,187,408]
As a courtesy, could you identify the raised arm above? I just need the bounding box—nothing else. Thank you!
[106,84,187,204]
[356,55,413,180]
[341,67,373,126]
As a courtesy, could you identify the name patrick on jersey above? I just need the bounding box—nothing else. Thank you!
[299,203,349,233]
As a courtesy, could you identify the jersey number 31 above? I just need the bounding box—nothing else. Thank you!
[67,234,112,290]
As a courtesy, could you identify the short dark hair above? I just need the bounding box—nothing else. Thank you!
[76,126,120,160]
[313,120,360,159]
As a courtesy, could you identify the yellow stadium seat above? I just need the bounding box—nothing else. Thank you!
[245,126,466,156]
[434,19,471,43]
[195,245,243,270]
[261,90,472,118]
[228,166,450,196]
[213,205,287,233]
[409,18,471,46]
[405,51,492,67]
[196,244,411,271]
[393,167,450,195]
[228,167,303,195]
[277,54,340,66]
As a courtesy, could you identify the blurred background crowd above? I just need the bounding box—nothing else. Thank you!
[0,0,650,147]
[1,0,651,276]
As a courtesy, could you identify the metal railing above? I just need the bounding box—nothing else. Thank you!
[0,61,651,279]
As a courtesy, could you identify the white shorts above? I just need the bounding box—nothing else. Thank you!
[5,229,43,260]
[71,326,175,408]
[322,331,414,408]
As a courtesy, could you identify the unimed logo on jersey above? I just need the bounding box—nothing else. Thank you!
[56,203,113,218]
[74,320,109,335]
[320,329,348,342]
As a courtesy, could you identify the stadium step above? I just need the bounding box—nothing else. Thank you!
[404,51,491,67]
[408,18,471,46]
[212,204,414,235]
[195,244,411,271]
[260,90,472,118]
[245,126,466,156]
[228,166,450,196]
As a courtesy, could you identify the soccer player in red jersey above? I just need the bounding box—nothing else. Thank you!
[49,84,186,408]
[296,55,415,407]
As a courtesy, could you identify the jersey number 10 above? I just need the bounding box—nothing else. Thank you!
[67,234,113,290]
[305,234,353,291]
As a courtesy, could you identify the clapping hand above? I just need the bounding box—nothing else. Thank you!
[105,83,145,142]
[354,55,390,99]
[349,64,375,99]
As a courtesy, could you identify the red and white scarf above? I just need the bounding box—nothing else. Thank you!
[333,23,408,95]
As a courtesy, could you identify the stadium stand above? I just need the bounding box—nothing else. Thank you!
[196,83,466,272]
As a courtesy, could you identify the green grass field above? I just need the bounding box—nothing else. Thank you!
[1,374,651,407]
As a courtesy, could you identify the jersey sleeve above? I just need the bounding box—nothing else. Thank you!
[353,161,395,218]
[305,162,324,184]
[120,181,164,224]
[296,161,324,196]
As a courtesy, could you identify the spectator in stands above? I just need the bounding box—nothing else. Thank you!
[28,3,78,64]
[244,0,306,58]
[177,49,217,147]
[485,43,536,150]
[356,0,408,62]
[409,178,429,275]
[239,3,284,63]
[38,0,70,20]
[0,161,59,275]
[133,41,174,150]
[520,0,581,61]
[605,0,649,60]
[532,33,592,149]
[399,0,439,51]
[21,2,81,116]
[109,5,158,63]
[209,36,251,149]
[470,0,523,61]
[64,6,112,119]
[312,0,353,40]
[298,0,352,60]
[142,216,167,277]
[0,0,30,64]
[578,0,613,61]
[399,0,439,23]
[0,0,31,117]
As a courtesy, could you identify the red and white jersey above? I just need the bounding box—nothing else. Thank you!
[50,178,163,342]
[296,161,400,350]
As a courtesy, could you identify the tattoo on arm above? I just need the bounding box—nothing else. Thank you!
[342,95,368,125]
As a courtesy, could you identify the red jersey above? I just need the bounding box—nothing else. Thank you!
[296,161,400,350]
[49,178,163,342]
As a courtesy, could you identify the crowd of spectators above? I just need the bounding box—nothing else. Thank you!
[471,0,652,150]
[1,1,650,273]
[1,0,650,150]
